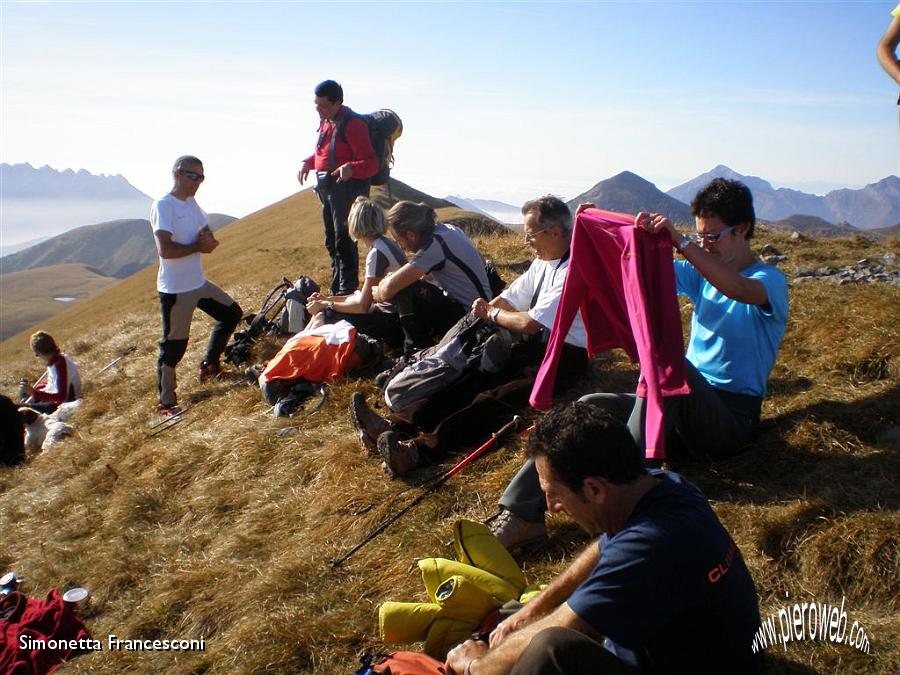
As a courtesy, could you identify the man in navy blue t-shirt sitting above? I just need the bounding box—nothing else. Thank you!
[445,402,762,675]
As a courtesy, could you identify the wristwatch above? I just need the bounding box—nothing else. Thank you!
[676,233,693,253]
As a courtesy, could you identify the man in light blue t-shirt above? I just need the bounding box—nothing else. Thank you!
[584,178,788,462]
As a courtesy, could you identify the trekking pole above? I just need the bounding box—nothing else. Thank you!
[99,346,136,374]
[147,403,194,430]
[330,415,527,568]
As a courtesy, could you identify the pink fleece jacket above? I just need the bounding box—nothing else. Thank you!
[530,208,690,460]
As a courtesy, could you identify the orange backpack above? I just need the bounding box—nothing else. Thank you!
[357,651,446,675]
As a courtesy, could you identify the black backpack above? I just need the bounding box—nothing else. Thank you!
[336,109,402,186]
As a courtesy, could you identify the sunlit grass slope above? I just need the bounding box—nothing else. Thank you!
[0,185,897,674]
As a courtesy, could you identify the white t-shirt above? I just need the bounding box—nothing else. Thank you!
[151,193,207,294]
[499,255,587,348]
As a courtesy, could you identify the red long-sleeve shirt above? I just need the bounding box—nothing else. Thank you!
[303,105,378,179]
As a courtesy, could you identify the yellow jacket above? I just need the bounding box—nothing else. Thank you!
[379,520,541,658]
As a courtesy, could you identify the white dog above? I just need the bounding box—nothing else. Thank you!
[18,400,80,453]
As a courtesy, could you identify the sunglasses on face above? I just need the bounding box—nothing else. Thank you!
[524,227,552,243]
[178,169,205,182]
[693,225,736,243]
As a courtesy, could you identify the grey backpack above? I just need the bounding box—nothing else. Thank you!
[384,313,512,412]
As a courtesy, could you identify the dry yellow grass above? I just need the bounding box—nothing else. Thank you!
[0,186,897,673]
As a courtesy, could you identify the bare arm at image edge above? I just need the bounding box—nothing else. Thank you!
[877,13,900,85]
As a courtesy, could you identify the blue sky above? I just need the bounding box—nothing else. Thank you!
[1,1,898,219]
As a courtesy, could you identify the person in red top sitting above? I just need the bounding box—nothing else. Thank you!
[21,331,82,414]
[298,79,379,296]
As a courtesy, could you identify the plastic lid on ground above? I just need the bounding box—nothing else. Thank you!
[63,587,90,603]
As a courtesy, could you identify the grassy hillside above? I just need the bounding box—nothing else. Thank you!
[0,187,897,674]
[0,264,118,341]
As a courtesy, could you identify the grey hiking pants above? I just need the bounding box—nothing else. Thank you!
[499,361,763,522]
[157,281,242,406]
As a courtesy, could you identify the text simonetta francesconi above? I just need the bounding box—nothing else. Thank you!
[19,634,206,652]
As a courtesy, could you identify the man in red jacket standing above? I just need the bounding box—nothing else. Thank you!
[298,80,378,295]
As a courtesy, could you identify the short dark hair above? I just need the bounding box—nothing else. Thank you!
[691,178,756,238]
[387,201,436,236]
[315,79,343,104]
[521,195,572,234]
[173,155,202,171]
[525,402,646,492]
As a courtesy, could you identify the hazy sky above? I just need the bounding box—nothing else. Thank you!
[2,1,898,219]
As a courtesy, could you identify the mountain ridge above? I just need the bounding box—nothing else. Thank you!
[667,165,899,229]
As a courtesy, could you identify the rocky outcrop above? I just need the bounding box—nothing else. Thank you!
[792,254,899,286]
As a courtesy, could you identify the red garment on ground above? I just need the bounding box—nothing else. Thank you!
[530,208,690,460]
[304,105,378,178]
[371,650,447,674]
[0,589,91,674]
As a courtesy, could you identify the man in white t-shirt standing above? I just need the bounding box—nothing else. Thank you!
[151,155,242,415]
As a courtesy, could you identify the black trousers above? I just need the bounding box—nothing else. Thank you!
[393,281,468,355]
[315,174,370,295]
[510,627,637,675]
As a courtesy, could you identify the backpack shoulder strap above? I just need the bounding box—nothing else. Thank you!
[529,268,547,310]
[528,250,569,309]
[329,110,361,170]
[433,232,489,300]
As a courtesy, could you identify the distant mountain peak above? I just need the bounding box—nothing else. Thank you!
[1,163,155,246]
[611,170,651,184]
[668,167,899,229]
[568,170,694,225]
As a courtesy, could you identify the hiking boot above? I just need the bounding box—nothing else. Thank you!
[350,392,390,451]
[198,361,222,383]
[158,403,181,417]
[489,508,547,549]
[377,431,419,478]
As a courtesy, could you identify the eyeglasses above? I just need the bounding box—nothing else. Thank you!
[692,226,735,244]
[524,227,552,243]
[178,169,205,182]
